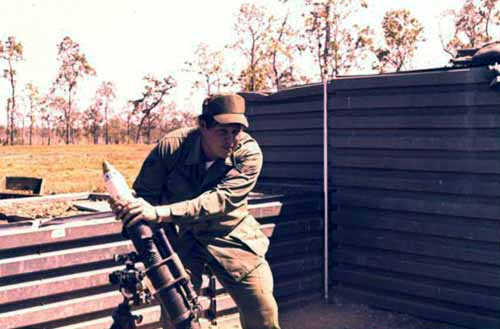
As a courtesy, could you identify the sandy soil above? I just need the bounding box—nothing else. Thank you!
[278,295,465,329]
[0,199,87,222]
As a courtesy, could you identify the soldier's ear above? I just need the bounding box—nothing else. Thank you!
[199,118,208,130]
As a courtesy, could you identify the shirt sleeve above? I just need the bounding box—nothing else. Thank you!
[168,139,263,223]
[132,138,174,206]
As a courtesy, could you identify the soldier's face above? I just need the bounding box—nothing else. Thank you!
[200,123,243,160]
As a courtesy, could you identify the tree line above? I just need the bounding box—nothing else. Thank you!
[1,0,498,145]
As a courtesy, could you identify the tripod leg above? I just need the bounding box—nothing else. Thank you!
[111,300,142,329]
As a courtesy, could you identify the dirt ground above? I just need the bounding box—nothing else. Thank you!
[277,295,465,329]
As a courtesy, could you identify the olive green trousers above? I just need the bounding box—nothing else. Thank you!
[161,242,280,329]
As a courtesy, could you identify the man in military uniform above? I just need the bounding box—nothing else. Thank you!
[115,94,280,329]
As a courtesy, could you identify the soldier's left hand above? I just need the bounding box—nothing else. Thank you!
[118,198,159,227]
[107,189,137,218]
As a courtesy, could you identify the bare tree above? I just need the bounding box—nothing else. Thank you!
[107,116,123,144]
[38,96,52,145]
[83,103,101,144]
[231,2,307,91]
[24,82,43,145]
[439,0,500,57]
[303,0,373,80]
[46,95,68,145]
[268,2,310,90]
[233,3,276,91]
[168,108,197,132]
[0,37,24,144]
[53,36,96,144]
[185,43,234,96]
[130,75,176,143]
[95,81,116,144]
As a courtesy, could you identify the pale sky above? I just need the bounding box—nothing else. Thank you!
[0,0,465,125]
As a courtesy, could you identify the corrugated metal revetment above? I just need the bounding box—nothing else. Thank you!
[0,192,322,329]
[2,65,499,329]
[245,66,500,329]
[243,88,325,191]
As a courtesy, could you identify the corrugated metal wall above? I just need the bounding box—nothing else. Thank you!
[2,65,499,329]
[243,88,325,190]
[0,192,322,328]
[245,66,500,329]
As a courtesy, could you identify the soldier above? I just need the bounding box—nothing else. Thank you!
[113,94,280,329]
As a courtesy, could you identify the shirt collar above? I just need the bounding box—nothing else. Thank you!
[184,130,234,167]
[185,131,202,165]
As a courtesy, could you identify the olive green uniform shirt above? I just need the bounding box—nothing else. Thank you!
[132,127,269,281]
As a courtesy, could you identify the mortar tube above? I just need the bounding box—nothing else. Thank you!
[127,222,200,329]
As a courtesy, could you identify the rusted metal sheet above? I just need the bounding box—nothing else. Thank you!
[51,305,241,329]
[0,217,118,249]
[334,227,500,265]
[0,193,323,328]
[8,294,235,329]
[247,100,323,115]
[261,164,324,180]
[329,107,500,129]
[275,273,322,299]
[52,305,161,329]
[330,133,500,151]
[331,167,500,198]
[326,66,500,329]
[331,149,500,175]
[331,89,500,110]
[337,286,500,329]
[5,176,44,195]
[0,192,92,207]
[332,268,500,312]
[0,193,41,200]
[250,114,323,131]
[332,205,500,243]
[332,247,500,289]
[331,67,492,90]
[0,241,134,277]
[248,201,283,218]
[0,287,236,329]
[0,267,121,304]
[0,291,123,328]
[335,187,500,220]
[245,66,500,329]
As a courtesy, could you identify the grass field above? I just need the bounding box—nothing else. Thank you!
[0,144,155,194]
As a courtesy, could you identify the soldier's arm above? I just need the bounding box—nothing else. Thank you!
[132,137,175,206]
[155,139,262,223]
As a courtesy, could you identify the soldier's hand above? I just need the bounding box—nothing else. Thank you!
[108,190,137,220]
[118,198,160,227]
[109,198,124,219]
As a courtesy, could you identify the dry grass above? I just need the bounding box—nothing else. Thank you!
[0,144,154,194]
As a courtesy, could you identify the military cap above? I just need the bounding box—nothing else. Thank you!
[202,94,248,128]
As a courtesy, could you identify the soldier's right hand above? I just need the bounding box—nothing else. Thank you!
[119,198,160,227]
